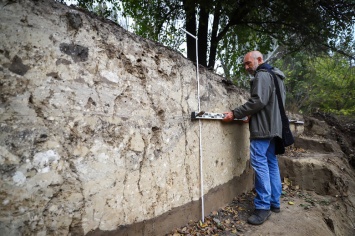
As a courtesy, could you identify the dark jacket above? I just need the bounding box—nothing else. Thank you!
[233,64,286,139]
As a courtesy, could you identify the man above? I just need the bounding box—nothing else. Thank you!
[223,51,286,225]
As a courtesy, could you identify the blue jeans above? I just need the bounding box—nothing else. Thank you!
[250,138,282,210]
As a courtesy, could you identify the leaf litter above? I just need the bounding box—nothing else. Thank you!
[167,191,256,236]
[167,176,337,236]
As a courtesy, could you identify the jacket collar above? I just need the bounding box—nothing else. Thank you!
[256,63,273,71]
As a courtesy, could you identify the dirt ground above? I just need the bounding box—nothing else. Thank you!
[167,113,355,236]
[168,186,352,236]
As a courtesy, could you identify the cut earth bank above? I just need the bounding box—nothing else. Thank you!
[168,114,355,236]
[0,0,354,236]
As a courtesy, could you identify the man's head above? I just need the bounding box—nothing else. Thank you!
[243,51,264,75]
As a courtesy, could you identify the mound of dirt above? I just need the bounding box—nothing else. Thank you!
[168,114,355,236]
[305,112,355,168]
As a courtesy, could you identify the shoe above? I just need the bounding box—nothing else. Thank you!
[271,206,280,213]
[247,209,271,225]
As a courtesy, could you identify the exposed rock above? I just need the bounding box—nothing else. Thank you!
[8,55,30,76]
[66,12,83,30]
[59,43,89,62]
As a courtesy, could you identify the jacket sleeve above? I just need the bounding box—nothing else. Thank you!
[233,72,273,118]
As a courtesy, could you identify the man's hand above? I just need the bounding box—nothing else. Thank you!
[222,111,234,122]
[242,115,251,123]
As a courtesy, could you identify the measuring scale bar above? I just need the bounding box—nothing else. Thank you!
[191,111,248,121]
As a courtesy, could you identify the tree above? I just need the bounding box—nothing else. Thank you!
[274,52,355,115]
[310,55,355,115]
[120,0,354,69]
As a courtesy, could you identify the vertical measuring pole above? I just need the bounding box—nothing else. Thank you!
[180,28,204,222]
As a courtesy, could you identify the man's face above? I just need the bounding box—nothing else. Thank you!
[243,54,259,75]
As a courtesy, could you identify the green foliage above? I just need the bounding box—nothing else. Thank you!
[121,0,185,50]
[58,0,122,19]
[275,53,355,116]
[217,25,276,88]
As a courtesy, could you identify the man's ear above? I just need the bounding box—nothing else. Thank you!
[257,57,263,63]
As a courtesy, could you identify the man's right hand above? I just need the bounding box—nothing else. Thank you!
[222,111,234,122]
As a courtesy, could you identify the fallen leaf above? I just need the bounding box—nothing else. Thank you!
[177,227,187,233]
[199,220,208,228]
[288,201,295,205]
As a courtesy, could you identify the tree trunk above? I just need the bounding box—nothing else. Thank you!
[197,4,209,67]
[208,2,221,70]
[183,0,196,63]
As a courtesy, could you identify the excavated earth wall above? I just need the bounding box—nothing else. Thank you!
[277,117,355,236]
[0,0,255,235]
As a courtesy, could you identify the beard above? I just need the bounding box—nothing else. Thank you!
[247,68,255,75]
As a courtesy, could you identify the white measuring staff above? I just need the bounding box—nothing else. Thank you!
[180,28,205,222]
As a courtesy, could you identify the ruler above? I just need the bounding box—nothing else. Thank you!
[289,120,304,125]
[191,111,248,121]
[191,111,304,124]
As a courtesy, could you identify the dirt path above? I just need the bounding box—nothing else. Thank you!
[247,190,341,236]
